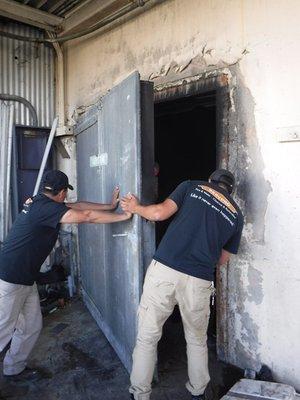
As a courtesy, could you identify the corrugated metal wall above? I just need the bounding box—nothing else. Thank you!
[0,21,55,127]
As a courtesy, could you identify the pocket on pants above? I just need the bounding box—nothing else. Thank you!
[137,301,149,331]
[144,262,174,290]
[190,280,212,312]
[143,272,175,312]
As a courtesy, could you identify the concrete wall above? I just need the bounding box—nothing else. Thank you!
[62,0,300,390]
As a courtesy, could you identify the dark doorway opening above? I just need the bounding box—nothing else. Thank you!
[153,91,240,398]
[154,90,217,337]
[153,86,243,398]
[154,91,217,245]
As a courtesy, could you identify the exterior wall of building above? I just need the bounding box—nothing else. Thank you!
[0,21,55,127]
[63,0,300,389]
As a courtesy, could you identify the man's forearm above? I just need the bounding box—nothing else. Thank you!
[121,197,178,221]
[61,208,131,224]
[132,204,163,221]
[86,210,130,223]
[67,201,115,211]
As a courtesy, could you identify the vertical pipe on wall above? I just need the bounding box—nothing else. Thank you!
[33,116,58,196]
[47,32,65,129]
[0,102,14,244]
[11,129,19,221]
[5,105,14,235]
[0,103,7,243]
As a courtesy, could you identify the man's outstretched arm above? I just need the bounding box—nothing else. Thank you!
[66,187,120,211]
[120,194,178,222]
[60,208,132,224]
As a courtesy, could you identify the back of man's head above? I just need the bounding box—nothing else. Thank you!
[209,169,235,194]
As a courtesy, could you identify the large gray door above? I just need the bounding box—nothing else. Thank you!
[76,72,155,371]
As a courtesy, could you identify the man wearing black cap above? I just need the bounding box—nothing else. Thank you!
[0,170,131,383]
[121,169,244,400]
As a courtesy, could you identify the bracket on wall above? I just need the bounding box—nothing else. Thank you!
[54,137,70,159]
[55,125,74,137]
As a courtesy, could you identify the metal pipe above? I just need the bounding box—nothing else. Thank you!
[0,94,38,126]
[0,0,151,43]
[11,130,19,220]
[0,104,8,243]
[47,32,65,128]
[5,106,14,235]
[33,117,58,196]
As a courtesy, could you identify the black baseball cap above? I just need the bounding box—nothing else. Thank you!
[209,169,235,194]
[41,170,73,192]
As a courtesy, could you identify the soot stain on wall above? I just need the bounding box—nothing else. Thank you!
[229,65,272,245]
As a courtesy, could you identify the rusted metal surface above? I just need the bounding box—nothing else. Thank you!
[154,72,229,101]
[76,72,155,372]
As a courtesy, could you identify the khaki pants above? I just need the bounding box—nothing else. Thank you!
[130,260,212,400]
[0,279,42,375]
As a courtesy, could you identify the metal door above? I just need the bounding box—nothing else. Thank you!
[76,72,155,371]
[15,127,52,211]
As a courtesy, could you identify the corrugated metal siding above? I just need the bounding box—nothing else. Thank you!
[0,21,55,127]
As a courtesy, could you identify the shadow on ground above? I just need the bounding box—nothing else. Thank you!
[0,299,243,400]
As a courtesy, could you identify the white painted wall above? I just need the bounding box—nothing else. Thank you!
[63,0,300,390]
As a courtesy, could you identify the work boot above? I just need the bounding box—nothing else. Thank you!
[3,366,48,383]
[191,387,207,400]
[0,382,29,398]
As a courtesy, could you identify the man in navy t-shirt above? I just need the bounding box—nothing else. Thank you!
[121,169,243,400]
[0,170,131,384]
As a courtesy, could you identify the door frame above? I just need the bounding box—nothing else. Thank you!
[152,69,234,362]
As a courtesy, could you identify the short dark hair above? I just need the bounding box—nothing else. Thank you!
[43,188,66,197]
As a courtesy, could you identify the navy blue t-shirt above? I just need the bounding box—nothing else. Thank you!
[0,194,69,285]
[154,180,244,281]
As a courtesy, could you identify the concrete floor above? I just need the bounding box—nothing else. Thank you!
[0,298,243,400]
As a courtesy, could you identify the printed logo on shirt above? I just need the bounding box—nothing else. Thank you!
[200,185,237,214]
[189,185,237,227]
[21,201,32,215]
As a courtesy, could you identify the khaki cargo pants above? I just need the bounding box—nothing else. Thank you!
[0,279,42,375]
[130,260,212,400]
